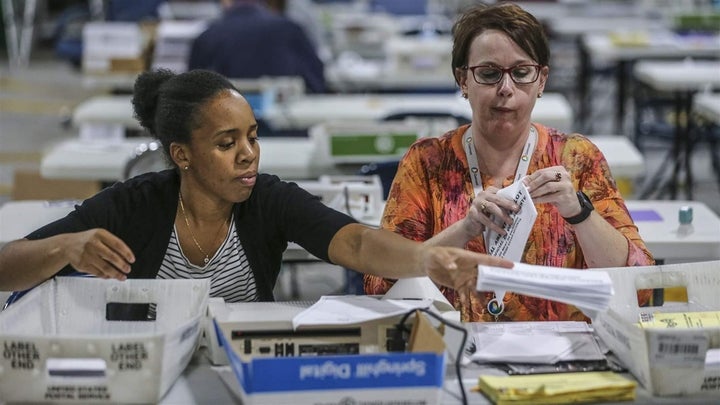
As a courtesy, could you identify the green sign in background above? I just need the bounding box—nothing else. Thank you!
[330,133,417,157]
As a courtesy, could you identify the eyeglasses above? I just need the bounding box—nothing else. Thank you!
[464,64,542,85]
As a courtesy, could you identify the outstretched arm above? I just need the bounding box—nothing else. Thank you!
[0,229,134,291]
[327,223,513,293]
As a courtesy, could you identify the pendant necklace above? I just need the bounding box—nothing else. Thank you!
[462,125,538,320]
[178,192,228,265]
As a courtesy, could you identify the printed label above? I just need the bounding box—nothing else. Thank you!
[44,385,110,401]
[2,340,40,370]
[649,333,707,366]
[110,342,148,371]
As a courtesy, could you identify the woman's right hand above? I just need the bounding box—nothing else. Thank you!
[65,229,135,280]
[463,186,519,238]
[422,245,513,294]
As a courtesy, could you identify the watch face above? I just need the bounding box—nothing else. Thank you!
[579,191,593,210]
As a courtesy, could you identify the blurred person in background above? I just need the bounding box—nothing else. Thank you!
[188,0,327,93]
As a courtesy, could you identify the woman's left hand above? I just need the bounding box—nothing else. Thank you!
[522,166,581,218]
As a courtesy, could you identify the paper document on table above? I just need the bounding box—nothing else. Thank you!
[484,179,537,261]
[465,321,605,364]
[477,372,636,405]
[476,262,613,318]
[292,295,432,329]
[382,276,455,312]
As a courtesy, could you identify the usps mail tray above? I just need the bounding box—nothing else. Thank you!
[594,260,720,397]
[215,319,445,404]
[0,277,209,403]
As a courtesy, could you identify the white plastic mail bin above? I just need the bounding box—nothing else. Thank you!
[593,260,720,397]
[0,277,210,403]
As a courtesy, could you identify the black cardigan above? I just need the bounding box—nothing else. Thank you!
[27,170,355,301]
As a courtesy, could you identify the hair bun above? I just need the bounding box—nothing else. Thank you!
[132,69,175,135]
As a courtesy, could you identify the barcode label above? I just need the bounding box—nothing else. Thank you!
[650,333,707,366]
[639,312,653,323]
[658,343,699,355]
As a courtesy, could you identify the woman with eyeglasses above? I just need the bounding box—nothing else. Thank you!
[364,3,654,322]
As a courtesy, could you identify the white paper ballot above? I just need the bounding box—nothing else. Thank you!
[382,277,454,312]
[292,295,432,330]
[484,179,537,262]
[476,262,614,318]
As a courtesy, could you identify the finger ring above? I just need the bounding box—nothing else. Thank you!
[555,172,562,182]
[479,201,487,214]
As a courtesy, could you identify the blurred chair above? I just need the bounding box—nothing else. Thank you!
[123,141,172,180]
[344,159,400,295]
[357,160,399,200]
[370,0,428,16]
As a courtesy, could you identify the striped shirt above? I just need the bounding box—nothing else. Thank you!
[157,216,259,303]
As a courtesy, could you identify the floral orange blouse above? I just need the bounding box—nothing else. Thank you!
[364,124,654,322]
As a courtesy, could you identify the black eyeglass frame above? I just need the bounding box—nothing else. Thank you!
[463,63,543,85]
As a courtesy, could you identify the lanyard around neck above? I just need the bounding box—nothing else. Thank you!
[463,125,538,196]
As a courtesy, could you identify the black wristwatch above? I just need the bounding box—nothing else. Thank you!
[563,191,594,225]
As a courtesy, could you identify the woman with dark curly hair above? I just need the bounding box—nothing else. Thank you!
[0,69,511,302]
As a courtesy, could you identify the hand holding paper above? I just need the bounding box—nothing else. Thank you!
[484,179,537,262]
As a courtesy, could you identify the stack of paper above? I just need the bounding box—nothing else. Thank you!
[465,321,605,365]
[477,262,614,318]
[477,372,636,404]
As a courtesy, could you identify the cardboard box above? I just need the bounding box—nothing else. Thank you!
[81,21,154,76]
[215,318,446,404]
[12,170,100,201]
[593,260,720,397]
[0,277,210,403]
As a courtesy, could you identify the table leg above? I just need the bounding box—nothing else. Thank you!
[683,93,694,200]
[615,60,629,134]
[577,37,590,133]
[638,146,674,199]
[669,93,684,199]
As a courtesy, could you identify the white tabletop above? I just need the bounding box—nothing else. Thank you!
[625,200,720,263]
[551,16,666,37]
[587,135,645,178]
[633,60,720,92]
[265,92,573,133]
[72,92,573,134]
[39,133,641,187]
[0,200,79,245]
[72,95,141,129]
[693,92,720,123]
[581,30,720,63]
[326,64,457,92]
[39,136,329,181]
[40,137,154,181]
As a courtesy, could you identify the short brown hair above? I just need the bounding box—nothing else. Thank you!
[451,3,549,84]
